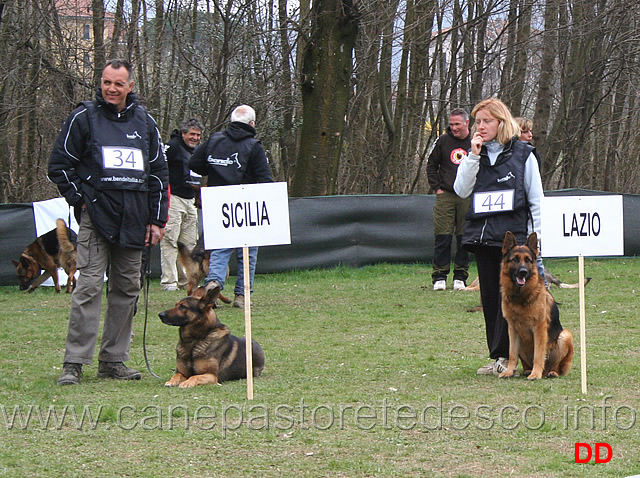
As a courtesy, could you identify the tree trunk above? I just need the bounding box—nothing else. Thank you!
[499,0,518,104]
[277,0,296,185]
[290,0,358,197]
[469,0,488,104]
[147,0,164,111]
[91,0,105,85]
[109,0,125,58]
[533,0,559,185]
[509,0,533,116]
[559,0,608,188]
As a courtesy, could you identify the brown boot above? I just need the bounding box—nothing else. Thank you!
[233,294,245,309]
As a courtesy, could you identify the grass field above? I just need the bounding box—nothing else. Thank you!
[1,257,639,477]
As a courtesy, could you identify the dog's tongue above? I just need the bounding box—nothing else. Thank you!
[517,277,526,287]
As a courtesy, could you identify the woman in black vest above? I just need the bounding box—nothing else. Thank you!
[454,98,544,376]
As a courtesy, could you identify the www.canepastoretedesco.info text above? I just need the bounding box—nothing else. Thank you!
[2,396,636,436]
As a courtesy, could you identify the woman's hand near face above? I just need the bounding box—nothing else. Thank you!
[471,132,483,156]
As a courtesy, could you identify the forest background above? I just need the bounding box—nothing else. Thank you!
[0,0,638,203]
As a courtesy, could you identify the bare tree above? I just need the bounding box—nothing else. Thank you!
[290,0,359,196]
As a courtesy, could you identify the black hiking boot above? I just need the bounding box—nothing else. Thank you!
[57,363,83,385]
[97,362,142,380]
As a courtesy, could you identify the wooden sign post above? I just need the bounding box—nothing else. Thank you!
[200,182,291,399]
[541,195,624,394]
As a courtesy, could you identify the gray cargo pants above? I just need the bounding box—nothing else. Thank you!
[62,209,142,365]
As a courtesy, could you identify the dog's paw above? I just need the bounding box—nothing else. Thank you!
[165,373,186,387]
[527,371,542,380]
[499,370,515,378]
[547,371,559,378]
[178,379,198,388]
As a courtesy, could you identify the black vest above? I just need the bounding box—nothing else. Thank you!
[462,138,534,251]
[83,101,150,191]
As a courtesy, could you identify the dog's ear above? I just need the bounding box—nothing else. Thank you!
[192,286,206,299]
[20,255,35,268]
[12,259,20,268]
[200,283,221,310]
[502,231,517,256]
[526,232,539,257]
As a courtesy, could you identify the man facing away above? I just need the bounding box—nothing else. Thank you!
[160,118,203,291]
[48,59,168,385]
[426,108,472,291]
[189,105,273,308]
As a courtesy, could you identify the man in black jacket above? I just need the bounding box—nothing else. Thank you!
[189,105,273,308]
[160,118,203,291]
[426,108,472,291]
[48,59,168,385]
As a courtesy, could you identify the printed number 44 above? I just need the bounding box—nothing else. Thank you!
[474,190,514,214]
[483,193,505,211]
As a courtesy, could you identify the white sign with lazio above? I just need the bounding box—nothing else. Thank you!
[200,182,291,249]
[541,195,624,257]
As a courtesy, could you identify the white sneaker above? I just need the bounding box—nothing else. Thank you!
[476,361,495,375]
[453,280,466,291]
[477,358,519,376]
[492,357,520,377]
[161,285,178,291]
[493,357,509,375]
[433,280,446,291]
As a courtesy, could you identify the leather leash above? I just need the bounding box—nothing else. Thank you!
[142,242,161,379]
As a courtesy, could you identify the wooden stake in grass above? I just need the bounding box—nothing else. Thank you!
[243,246,254,400]
[578,255,587,395]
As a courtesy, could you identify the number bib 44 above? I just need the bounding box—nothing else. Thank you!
[473,190,514,214]
[102,146,144,171]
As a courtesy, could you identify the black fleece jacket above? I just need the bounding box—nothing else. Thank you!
[426,128,471,193]
[48,90,168,248]
[189,122,273,186]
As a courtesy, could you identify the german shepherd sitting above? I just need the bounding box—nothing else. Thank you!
[12,218,77,293]
[159,283,265,388]
[499,231,574,380]
[177,240,231,304]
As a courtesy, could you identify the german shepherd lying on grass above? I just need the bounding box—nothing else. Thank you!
[12,218,77,293]
[499,231,574,380]
[159,283,264,388]
[177,240,231,304]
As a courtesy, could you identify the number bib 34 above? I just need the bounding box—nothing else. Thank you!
[102,146,144,171]
[473,190,514,214]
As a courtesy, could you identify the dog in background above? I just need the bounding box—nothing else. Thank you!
[463,268,591,291]
[159,283,265,388]
[499,231,574,380]
[177,240,231,304]
[12,218,77,293]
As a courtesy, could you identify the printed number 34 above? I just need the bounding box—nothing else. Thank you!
[112,149,137,168]
[102,146,143,171]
